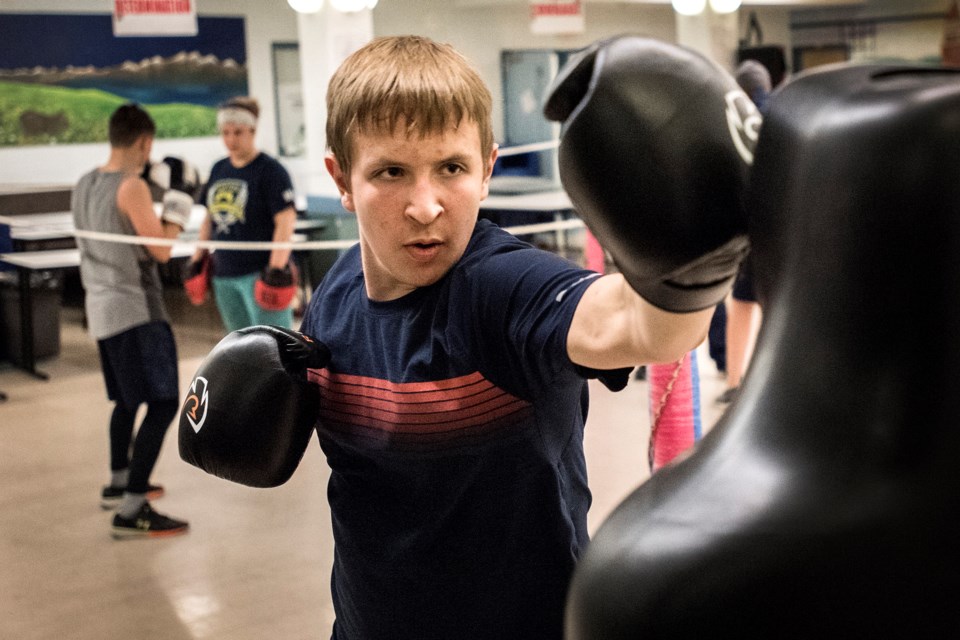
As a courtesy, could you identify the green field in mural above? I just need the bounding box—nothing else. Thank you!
[0,81,217,146]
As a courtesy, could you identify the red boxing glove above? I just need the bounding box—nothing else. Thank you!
[255,263,298,311]
[184,254,211,306]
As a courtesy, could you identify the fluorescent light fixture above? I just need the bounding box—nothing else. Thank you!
[672,0,706,16]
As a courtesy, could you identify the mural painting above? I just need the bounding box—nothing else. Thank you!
[0,13,247,147]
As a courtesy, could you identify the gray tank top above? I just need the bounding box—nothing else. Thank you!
[72,169,169,340]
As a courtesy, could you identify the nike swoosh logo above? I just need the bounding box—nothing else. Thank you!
[556,273,602,302]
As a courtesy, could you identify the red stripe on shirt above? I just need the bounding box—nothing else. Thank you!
[308,368,532,442]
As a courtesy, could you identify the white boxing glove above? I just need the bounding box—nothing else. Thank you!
[161,190,194,230]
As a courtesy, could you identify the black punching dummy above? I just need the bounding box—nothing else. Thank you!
[563,65,960,638]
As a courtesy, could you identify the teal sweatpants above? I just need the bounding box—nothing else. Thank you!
[212,272,294,333]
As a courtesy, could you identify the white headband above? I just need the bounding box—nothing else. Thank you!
[217,107,257,130]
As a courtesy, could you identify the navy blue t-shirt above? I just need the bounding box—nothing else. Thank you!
[200,152,295,277]
[300,219,621,640]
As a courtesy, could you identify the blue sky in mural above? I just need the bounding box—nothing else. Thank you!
[0,14,246,69]
[0,13,247,107]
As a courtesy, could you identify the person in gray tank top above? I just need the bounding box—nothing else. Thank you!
[72,103,195,538]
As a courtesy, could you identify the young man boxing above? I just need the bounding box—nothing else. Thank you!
[73,104,197,537]
[180,35,753,639]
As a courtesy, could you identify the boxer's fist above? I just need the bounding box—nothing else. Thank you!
[544,36,754,312]
[147,156,200,230]
[183,253,211,305]
[160,190,193,230]
[255,264,298,311]
[179,325,331,487]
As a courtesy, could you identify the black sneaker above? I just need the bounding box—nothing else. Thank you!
[111,503,189,539]
[100,483,165,510]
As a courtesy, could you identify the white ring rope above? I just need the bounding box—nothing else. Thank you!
[496,139,560,157]
[2,140,579,252]
[69,228,353,251]
[68,217,585,251]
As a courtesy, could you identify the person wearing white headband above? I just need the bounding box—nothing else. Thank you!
[216,104,258,130]
[190,96,299,331]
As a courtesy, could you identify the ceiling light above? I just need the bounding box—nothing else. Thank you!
[672,0,706,16]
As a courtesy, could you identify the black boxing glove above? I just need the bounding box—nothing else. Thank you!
[255,264,298,311]
[544,36,755,313]
[179,325,331,488]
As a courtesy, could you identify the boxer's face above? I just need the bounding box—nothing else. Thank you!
[220,123,257,165]
[327,120,497,302]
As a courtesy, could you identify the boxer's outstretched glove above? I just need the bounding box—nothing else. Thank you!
[147,156,200,230]
[255,264,298,311]
[179,325,331,488]
[544,36,756,313]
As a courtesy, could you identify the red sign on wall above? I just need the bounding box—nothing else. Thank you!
[530,0,584,35]
[113,0,198,37]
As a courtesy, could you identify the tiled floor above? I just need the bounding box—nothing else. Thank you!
[0,288,731,640]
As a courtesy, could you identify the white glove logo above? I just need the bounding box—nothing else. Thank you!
[724,89,762,166]
[184,376,210,433]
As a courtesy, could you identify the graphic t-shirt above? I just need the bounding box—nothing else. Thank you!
[200,152,295,277]
[300,219,622,640]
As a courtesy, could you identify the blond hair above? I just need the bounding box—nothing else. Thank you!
[326,35,494,179]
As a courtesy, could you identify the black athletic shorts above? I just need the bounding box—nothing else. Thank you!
[97,321,179,407]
